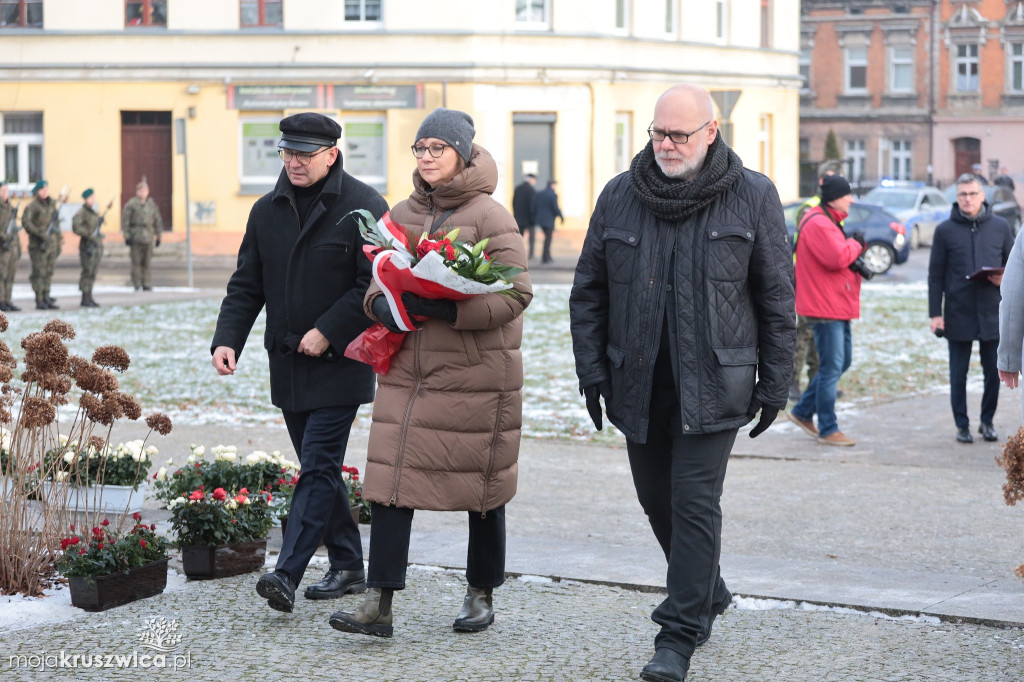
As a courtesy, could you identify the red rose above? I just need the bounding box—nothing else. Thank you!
[189,490,205,501]
[69,524,75,531]
[239,487,249,495]
[78,548,86,555]
[100,519,109,527]
[231,518,237,524]
[132,512,142,521]
[195,462,201,468]
[445,244,456,261]
[150,524,156,531]
[234,494,247,504]
[212,488,227,501]
[60,539,70,550]
[92,526,101,536]
[140,540,147,548]
[97,543,104,549]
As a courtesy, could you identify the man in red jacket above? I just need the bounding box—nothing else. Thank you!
[786,174,864,446]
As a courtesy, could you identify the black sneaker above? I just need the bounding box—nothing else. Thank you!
[956,427,973,444]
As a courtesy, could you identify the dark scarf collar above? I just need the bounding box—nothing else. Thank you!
[628,135,744,221]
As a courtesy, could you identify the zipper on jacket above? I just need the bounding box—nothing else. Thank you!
[479,392,506,516]
[391,330,422,505]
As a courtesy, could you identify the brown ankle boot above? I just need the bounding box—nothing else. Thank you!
[452,586,494,632]
[329,587,393,637]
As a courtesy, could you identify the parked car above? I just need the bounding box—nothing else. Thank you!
[861,182,950,249]
[783,200,909,275]
[941,184,1022,235]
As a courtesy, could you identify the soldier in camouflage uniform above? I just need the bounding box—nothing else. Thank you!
[0,181,21,312]
[121,181,163,291]
[21,179,63,310]
[71,188,106,308]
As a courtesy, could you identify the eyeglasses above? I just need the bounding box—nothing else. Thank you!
[956,191,983,199]
[278,147,330,166]
[647,121,711,145]
[411,143,451,159]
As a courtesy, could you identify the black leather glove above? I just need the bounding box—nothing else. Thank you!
[747,397,778,438]
[849,231,866,250]
[401,293,457,324]
[581,381,611,431]
[371,295,404,333]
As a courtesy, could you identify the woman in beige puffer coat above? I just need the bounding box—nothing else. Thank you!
[330,108,532,639]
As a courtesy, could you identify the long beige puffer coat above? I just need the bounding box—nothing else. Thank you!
[362,144,532,512]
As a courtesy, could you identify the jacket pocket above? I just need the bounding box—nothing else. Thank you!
[606,343,625,368]
[311,241,351,252]
[602,227,641,283]
[712,345,757,419]
[708,225,754,282]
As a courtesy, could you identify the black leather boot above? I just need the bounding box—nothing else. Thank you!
[304,569,366,599]
[640,648,690,682]
[256,570,297,613]
[329,587,394,637]
[82,292,100,308]
[34,294,47,311]
[452,586,494,632]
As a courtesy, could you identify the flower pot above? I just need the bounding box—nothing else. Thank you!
[42,481,147,513]
[181,538,267,580]
[68,558,169,612]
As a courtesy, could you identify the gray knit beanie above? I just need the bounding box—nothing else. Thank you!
[415,108,475,163]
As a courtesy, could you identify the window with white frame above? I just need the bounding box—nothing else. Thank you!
[799,48,811,90]
[239,118,283,189]
[615,112,632,174]
[845,47,867,93]
[663,0,675,36]
[890,46,914,93]
[845,139,865,184]
[1009,42,1024,92]
[890,139,912,180]
[614,0,629,32]
[714,0,727,41]
[955,43,979,92]
[343,117,387,194]
[516,0,549,30]
[2,112,43,191]
[345,0,381,23]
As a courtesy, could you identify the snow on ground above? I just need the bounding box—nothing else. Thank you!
[732,595,942,624]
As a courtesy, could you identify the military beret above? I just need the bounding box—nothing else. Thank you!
[82,188,94,199]
[32,179,48,194]
[278,113,342,153]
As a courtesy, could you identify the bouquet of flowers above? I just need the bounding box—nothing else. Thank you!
[57,513,170,578]
[167,486,275,547]
[344,209,523,373]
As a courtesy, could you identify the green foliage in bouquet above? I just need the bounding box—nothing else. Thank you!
[57,513,170,578]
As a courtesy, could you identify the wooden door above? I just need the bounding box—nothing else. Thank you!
[953,137,981,180]
[121,111,172,230]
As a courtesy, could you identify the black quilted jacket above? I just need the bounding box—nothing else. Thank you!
[569,169,796,443]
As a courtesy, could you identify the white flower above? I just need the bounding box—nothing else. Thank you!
[145,445,158,456]
[54,471,68,481]
[165,457,174,466]
[216,451,237,462]
[186,455,196,463]
[227,499,238,510]
[191,444,205,457]
[241,496,251,505]
[156,467,167,481]
[58,434,69,446]
[169,496,186,509]
[62,451,76,464]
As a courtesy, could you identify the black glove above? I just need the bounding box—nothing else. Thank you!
[401,293,457,324]
[371,295,404,333]
[746,397,778,438]
[581,381,611,431]
[849,231,866,250]
[154,236,161,247]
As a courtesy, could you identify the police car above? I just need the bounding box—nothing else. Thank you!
[861,180,950,249]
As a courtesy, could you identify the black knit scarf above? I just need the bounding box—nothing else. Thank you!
[629,135,744,221]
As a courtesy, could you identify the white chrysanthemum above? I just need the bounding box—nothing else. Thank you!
[145,445,158,456]
[62,450,76,464]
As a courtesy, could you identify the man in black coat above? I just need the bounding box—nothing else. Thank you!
[570,84,795,682]
[212,113,388,613]
[512,173,537,259]
[928,172,1014,444]
[533,179,563,264]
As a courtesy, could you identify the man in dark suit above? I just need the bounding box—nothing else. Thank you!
[512,173,537,259]
[212,112,388,612]
[533,179,563,264]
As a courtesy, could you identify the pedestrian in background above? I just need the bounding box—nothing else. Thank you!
[212,112,388,614]
[571,84,794,682]
[71,188,107,308]
[21,179,62,310]
[0,182,20,312]
[121,180,163,291]
[331,108,531,639]
[997,224,1024,423]
[786,174,864,447]
[533,179,562,264]
[512,172,537,259]
[929,173,1013,443]
[994,166,1016,193]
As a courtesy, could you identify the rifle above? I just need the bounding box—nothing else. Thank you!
[46,186,70,236]
[92,199,114,239]
[6,194,21,237]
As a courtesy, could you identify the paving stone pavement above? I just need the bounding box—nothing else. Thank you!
[2,563,1023,681]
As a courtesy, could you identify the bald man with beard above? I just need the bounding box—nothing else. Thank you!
[570,84,795,682]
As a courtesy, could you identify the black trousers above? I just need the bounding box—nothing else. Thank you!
[947,338,999,429]
[366,503,506,590]
[541,227,554,263]
[626,394,736,658]
[520,225,536,259]
[277,405,363,582]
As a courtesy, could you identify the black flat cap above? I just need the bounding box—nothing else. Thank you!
[278,113,342,153]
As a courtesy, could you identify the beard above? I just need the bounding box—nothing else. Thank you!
[655,141,709,181]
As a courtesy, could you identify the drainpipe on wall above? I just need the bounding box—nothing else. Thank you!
[927,0,937,186]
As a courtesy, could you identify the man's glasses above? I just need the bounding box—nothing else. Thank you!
[278,147,330,166]
[411,143,450,159]
[647,121,711,145]
[956,191,983,199]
